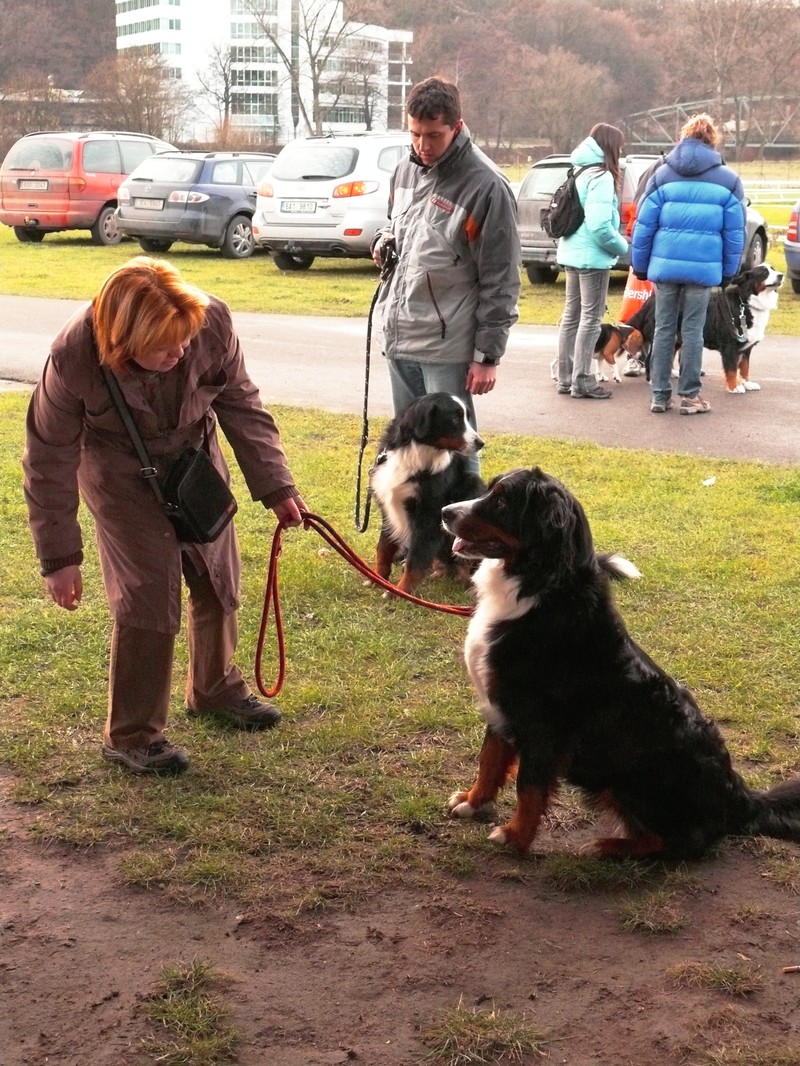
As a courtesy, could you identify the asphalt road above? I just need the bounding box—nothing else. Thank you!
[1,293,797,464]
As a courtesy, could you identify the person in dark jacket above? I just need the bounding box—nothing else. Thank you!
[371,77,521,472]
[23,257,307,774]
[631,114,746,414]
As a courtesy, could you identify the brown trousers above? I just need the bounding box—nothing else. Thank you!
[104,551,249,750]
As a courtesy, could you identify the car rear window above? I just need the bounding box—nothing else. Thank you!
[518,165,570,199]
[128,156,203,184]
[271,145,358,182]
[3,137,73,172]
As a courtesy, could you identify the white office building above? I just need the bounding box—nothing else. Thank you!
[115,0,413,145]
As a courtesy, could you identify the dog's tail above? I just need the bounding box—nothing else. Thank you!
[600,553,642,581]
[739,777,800,842]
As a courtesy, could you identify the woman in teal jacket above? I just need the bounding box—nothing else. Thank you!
[556,124,628,399]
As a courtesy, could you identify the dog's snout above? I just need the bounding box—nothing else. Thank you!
[473,433,485,453]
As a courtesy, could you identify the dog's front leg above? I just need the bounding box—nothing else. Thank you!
[489,783,551,853]
[448,727,517,819]
[375,528,400,580]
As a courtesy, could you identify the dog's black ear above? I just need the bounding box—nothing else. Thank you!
[413,400,437,441]
[521,476,595,583]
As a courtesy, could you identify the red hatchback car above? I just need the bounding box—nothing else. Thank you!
[0,130,175,245]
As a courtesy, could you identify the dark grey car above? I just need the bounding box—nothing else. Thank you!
[517,153,769,284]
[116,151,275,258]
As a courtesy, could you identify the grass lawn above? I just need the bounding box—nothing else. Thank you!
[2,392,799,916]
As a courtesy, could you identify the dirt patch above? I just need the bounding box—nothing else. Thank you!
[2,773,800,1066]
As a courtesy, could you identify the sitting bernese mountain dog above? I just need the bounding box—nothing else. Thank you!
[369,392,485,593]
[442,467,800,859]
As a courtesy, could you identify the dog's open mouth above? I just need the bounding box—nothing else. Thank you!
[452,536,506,560]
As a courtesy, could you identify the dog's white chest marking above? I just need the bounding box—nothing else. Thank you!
[465,560,537,730]
[746,288,779,345]
[370,444,452,549]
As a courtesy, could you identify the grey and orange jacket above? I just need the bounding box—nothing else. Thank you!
[374,124,521,365]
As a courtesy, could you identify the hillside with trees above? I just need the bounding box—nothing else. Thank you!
[1,0,798,158]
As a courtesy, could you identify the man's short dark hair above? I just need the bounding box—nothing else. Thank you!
[406,77,461,128]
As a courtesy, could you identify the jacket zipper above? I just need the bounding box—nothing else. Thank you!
[425,274,446,338]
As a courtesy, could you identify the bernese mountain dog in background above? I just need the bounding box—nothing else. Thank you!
[369,392,485,593]
[623,264,783,393]
[442,467,800,859]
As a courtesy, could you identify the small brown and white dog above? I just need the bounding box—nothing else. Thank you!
[549,323,635,386]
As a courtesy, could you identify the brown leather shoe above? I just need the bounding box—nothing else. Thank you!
[186,694,282,730]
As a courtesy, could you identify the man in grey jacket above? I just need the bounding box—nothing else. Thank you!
[371,77,521,467]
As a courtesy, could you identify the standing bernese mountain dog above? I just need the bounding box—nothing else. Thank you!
[369,392,485,593]
[442,467,800,859]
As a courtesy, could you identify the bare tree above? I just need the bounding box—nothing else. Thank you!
[84,50,193,143]
[525,47,615,152]
[660,0,800,156]
[195,45,237,146]
[246,0,379,135]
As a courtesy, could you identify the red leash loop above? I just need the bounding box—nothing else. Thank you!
[255,511,473,698]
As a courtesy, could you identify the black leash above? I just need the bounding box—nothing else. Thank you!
[353,244,398,533]
[353,281,381,533]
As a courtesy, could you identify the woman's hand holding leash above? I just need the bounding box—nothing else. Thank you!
[273,495,308,528]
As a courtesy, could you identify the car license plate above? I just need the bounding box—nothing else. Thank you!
[19,179,48,190]
[134,197,164,210]
[281,200,316,213]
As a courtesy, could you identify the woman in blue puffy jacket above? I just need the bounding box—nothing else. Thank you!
[631,113,746,415]
[556,123,628,400]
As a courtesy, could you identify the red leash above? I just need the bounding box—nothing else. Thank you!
[255,511,473,698]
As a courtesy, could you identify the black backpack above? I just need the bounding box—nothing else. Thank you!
[541,164,595,239]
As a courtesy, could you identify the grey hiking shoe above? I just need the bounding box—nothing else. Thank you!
[102,739,190,774]
[186,694,282,730]
[679,395,711,415]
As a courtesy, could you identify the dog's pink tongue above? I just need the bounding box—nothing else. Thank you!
[452,537,468,554]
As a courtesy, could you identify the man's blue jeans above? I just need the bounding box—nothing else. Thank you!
[386,358,480,474]
[650,282,712,404]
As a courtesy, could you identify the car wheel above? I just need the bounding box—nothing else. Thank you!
[743,230,766,270]
[90,205,123,246]
[139,238,174,253]
[221,214,255,259]
[13,226,45,243]
[272,251,315,271]
[525,264,558,285]
[792,278,800,295]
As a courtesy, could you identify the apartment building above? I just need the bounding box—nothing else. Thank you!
[115,0,413,144]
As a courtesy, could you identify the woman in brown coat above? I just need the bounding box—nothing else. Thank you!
[23,257,307,774]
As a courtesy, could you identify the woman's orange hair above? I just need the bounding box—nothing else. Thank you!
[92,256,210,370]
[680,113,721,148]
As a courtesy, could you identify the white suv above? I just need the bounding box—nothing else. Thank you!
[252,132,410,270]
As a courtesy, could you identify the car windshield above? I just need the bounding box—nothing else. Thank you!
[127,156,203,183]
[3,137,73,172]
[519,164,570,199]
[271,145,358,182]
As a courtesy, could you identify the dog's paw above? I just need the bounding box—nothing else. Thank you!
[727,384,746,394]
[447,791,476,818]
[488,824,533,853]
[743,380,761,391]
[596,371,609,383]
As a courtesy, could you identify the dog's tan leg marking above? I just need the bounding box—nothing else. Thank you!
[396,565,425,593]
[375,533,399,580]
[447,731,517,818]
[724,368,741,392]
[585,832,665,859]
[489,785,548,852]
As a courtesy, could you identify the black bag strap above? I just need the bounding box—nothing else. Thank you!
[99,364,169,509]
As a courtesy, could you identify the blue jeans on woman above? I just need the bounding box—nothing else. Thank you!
[650,282,712,405]
[557,267,611,396]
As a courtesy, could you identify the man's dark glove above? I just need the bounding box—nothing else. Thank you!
[632,269,648,281]
[720,276,732,289]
